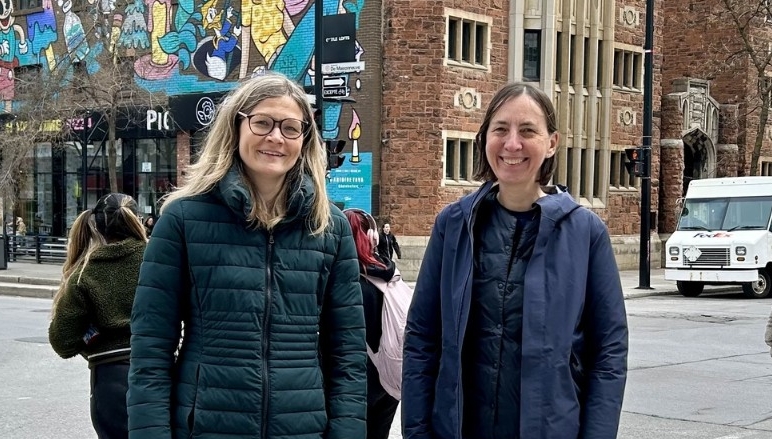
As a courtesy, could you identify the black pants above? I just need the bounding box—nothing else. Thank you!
[90,359,130,439]
[367,359,399,439]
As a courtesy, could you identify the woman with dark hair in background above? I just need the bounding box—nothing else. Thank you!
[49,193,148,439]
[377,222,402,260]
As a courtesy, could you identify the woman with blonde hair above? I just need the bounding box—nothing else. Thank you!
[127,73,366,439]
[49,192,148,439]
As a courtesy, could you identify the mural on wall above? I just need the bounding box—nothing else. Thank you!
[3,0,373,209]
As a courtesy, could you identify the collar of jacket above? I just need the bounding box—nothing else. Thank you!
[461,181,581,227]
[215,165,315,225]
[90,238,146,262]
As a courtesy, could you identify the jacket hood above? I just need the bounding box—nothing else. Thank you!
[90,238,146,262]
[215,165,315,225]
[461,181,582,225]
[363,255,396,282]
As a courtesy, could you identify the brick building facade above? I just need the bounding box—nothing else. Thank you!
[379,0,666,274]
[3,0,772,274]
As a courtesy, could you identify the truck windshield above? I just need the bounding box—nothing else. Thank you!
[677,196,772,231]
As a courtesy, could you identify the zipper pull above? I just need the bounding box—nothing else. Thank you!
[269,233,274,245]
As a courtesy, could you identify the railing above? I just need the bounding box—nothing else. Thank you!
[5,235,67,264]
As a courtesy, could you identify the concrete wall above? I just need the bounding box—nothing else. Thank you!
[396,234,662,282]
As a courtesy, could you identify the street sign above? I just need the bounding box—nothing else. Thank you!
[323,87,349,97]
[321,61,365,74]
[323,75,347,88]
[322,13,357,64]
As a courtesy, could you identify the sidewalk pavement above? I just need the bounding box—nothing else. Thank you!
[0,260,736,300]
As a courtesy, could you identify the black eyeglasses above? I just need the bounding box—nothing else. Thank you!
[238,112,308,139]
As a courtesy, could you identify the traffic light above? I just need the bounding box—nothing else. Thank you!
[624,147,643,177]
[326,139,346,170]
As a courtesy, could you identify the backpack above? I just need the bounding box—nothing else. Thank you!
[362,267,414,400]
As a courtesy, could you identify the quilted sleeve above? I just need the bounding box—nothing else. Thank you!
[127,200,187,439]
[320,213,367,439]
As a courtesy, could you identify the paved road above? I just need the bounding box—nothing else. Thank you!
[3,290,772,438]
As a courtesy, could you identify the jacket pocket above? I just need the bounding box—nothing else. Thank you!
[569,352,585,401]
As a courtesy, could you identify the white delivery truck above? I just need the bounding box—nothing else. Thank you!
[664,176,772,298]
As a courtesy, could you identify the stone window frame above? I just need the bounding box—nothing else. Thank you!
[444,8,492,72]
[608,147,640,190]
[761,158,772,176]
[612,44,643,92]
[442,130,481,187]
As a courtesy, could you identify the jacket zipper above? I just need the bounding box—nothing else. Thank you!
[261,232,274,439]
[456,186,486,439]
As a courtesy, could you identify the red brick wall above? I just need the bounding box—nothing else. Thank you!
[380,1,508,236]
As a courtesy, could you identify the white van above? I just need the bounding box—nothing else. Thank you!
[664,176,772,298]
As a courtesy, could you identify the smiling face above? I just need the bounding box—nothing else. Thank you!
[238,95,304,192]
[485,94,558,193]
[383,223,390,234]
[0,0,14,30]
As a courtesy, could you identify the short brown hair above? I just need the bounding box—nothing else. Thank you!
[472,83,559,185]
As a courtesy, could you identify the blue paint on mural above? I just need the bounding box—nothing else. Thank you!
[327,152,372,212]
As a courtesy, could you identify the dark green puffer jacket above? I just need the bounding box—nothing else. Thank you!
[49,238,146,362]
[127,170,367,439]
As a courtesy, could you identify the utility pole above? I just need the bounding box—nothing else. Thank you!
[638,0,654,289]
[314,0,324,137]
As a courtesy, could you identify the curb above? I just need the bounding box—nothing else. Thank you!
[0,275,60,287]
[0,282,57,299]
[623,286,739,300]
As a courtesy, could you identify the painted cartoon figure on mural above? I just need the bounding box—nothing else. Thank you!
[238,0,290,79]
[57,0,89,62]
[88,0,116,41]
[118,0,149,51]
[0,0,29,60]
[26,0,58,71]
[197,0,241,80]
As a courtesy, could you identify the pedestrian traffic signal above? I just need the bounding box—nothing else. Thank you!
[326,139,346,170]
[624,147,643,177]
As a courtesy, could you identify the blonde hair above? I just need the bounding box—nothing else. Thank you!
[162,73,331,234]
[52,194,148,313]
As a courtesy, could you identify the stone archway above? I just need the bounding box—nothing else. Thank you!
[682,127,716,195]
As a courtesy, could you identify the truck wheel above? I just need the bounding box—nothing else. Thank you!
[742,269,772,299]
[677,281,704,297]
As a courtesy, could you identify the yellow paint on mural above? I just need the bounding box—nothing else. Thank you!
[242,0,287,62]
[151,1,170,65]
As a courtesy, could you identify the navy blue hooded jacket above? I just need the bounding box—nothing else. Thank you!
[402,182,628,439]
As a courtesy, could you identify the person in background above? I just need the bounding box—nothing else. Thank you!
[377,222,402,260]
[127,73,366,439]
[142,214,156,236]
[401,82,628,439]
[49,193,148,439]
[344,208,400,439]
